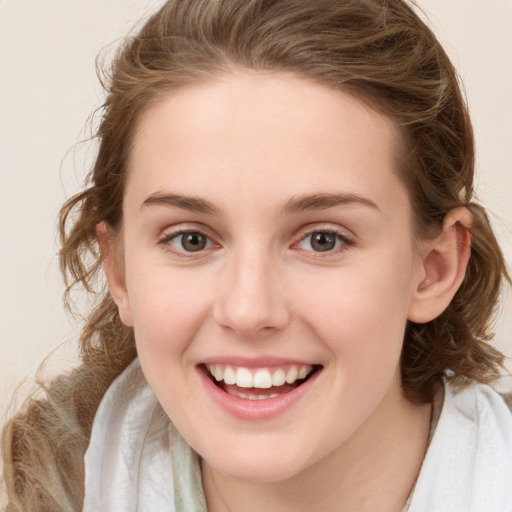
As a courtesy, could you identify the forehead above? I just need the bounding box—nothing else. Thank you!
[126,73,408,216]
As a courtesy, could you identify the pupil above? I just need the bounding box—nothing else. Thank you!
[311,232,336,252]
[182,233,207,252]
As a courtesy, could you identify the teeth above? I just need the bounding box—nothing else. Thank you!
[206,364,313,389]
[223,366,236,385]
[298,366,310,380]
[285,366,298,384]
[226,389,284,400]
[272,368,286,386]
[236,367,253,388]
[253,369,272,389]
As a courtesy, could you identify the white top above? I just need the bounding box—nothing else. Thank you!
[83,360,512,512]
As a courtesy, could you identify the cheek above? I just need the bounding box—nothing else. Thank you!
[126,267,212,411]
[297,252,417,364]
[125,263,212,358]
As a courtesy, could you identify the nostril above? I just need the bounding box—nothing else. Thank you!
[213,300,291,340]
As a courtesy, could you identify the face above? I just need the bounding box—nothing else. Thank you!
[109,73,428,483]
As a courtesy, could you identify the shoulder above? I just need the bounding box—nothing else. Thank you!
[408,380,512,511]
[444,379,512,431]
[500,391,512,412]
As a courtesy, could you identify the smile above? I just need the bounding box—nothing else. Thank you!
[203,363,319,401]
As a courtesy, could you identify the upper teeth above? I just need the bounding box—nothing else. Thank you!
[206,364,313,389]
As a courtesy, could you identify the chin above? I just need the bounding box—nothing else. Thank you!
[202,443,319,484]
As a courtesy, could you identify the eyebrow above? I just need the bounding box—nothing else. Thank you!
[141,193,219,214]
[141,191,379,216]
[281,193,380,214]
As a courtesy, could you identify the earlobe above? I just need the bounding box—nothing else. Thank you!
[96,222,134,327]
[408,207,472,324]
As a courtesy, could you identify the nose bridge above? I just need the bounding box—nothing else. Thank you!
[215,242,289,338]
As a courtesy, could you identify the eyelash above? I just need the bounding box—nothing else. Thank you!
[157,226,354,258]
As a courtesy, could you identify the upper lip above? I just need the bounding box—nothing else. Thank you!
[200,356,319,368]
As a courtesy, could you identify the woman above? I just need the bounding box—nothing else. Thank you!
[2,1,511,510]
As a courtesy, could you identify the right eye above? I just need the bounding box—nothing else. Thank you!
[164,231,214,254]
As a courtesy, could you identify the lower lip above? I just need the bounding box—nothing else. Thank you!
[198,367,321,420]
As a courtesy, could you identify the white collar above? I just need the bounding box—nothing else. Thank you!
[409,380,512,511]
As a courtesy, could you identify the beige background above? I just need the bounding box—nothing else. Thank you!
[1,0,511,427]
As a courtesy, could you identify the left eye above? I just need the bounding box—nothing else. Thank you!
[169,231,212,252]
[297,230,346,252]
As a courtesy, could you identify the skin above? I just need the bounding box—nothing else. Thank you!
[100,73,471,511]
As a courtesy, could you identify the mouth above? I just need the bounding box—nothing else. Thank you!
[201,363,321,401]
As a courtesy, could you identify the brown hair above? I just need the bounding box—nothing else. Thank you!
[2,0,509,509]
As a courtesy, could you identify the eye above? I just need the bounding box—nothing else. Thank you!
[296,230,348,253]
[167,231,213,253]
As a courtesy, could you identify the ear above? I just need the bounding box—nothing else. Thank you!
[408,207,472,324]
[96,222,134,327]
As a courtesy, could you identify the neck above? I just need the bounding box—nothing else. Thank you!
[202,385,432,512]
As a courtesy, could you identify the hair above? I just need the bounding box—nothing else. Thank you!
[2,0,509,509]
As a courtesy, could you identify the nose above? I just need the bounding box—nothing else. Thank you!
[213,249,291,339]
